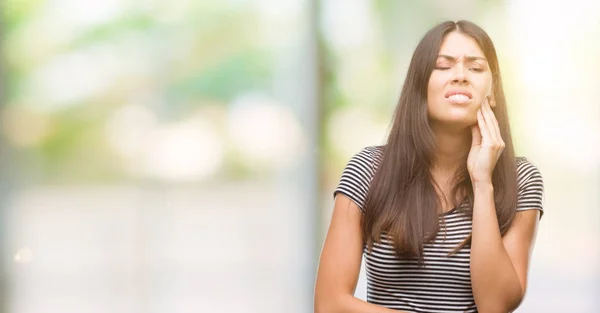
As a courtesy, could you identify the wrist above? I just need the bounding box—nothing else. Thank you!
[472,181,494,193]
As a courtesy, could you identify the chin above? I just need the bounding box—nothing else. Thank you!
[431,115,476,129]
[447,109,477,123]
[445,112,474,122]
[429,108,477,126]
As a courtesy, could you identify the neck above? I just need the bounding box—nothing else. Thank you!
[430,123,471,175]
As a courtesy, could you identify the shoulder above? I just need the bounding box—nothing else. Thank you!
[357,145,384,160]
[333,145,384,211]
[514,156,545,215]
[515,156,543,188]
[346,145,384,171]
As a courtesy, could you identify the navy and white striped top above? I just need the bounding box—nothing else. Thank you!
[333,145,544,312]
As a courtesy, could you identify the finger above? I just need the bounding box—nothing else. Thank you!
[471,123,482,147]
[480,99,499,143]
[482,100,503,143]
[476,109,492,144]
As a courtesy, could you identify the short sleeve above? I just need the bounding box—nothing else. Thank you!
[333,147,378,213]
[516,159,545,219]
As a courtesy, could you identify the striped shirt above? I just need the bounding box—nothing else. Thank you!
[333,146,544,312]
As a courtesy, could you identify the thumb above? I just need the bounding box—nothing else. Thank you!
[471,124,481,147]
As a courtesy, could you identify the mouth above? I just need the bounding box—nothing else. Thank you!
[444,90,473,104]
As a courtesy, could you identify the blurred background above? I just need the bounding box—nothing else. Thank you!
[1,0,599,312]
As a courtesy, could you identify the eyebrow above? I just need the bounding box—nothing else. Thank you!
[437,54,487,62]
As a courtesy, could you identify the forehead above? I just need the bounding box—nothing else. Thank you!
[438,31,484,57]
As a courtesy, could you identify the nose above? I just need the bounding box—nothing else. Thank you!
[451,65,468,84]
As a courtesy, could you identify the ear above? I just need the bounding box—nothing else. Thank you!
[487,85,496,108]
[489,94,496,108]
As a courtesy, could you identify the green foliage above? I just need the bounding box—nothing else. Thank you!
[168,50,272,102]
[2,0,44,27]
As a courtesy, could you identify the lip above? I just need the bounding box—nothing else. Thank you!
[444,89,473,99]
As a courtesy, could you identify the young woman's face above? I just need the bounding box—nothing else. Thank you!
[427,31,493,128]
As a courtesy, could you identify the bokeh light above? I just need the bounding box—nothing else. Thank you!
[1,0,598,312]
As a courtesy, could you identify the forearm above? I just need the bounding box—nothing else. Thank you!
[470,182,523,312]
[315,294,406,313]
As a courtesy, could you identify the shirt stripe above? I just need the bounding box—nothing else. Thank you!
[333,146,544,312]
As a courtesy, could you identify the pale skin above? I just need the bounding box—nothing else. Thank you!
[314,31,540,313]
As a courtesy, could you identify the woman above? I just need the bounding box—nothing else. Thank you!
[314,20,544,313]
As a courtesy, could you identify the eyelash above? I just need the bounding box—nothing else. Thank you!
[435,67,484,72]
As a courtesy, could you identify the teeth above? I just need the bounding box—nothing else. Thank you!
[448,94,469,102]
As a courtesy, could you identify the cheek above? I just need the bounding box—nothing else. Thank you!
[427,76,446,100]
[477,75,494,96]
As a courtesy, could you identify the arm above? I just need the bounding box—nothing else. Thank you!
[468,99,541,312]
[470,183,540,313]
[314,194,404,313]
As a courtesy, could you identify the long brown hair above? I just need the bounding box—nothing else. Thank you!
[361,20,518,264]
